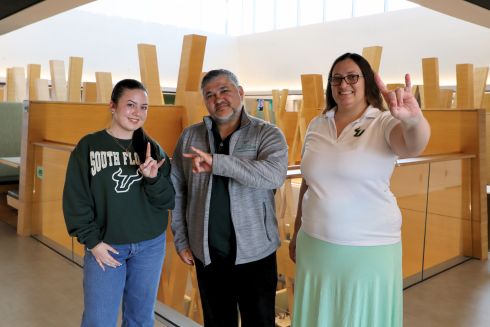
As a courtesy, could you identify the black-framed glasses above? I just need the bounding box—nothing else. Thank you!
[329,74,363,86]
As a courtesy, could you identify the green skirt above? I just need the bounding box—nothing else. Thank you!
[292,229,403,327]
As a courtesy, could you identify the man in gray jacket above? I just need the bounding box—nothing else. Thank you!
[171,69,288,327]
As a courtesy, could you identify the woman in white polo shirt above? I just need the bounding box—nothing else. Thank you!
[289,52,430,327]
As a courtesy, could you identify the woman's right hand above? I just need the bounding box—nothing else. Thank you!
[289,234,297,263]
[90,242,122,271]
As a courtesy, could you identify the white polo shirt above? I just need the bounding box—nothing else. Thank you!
[301,106,402,246]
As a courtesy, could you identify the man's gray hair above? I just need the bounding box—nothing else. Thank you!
[200,69,240,94]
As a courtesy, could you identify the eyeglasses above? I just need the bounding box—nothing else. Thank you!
[329,74,363,86]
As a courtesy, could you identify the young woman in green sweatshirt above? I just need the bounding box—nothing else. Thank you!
[63,79,175,327]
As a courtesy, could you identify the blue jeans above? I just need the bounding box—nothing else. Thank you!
[81,233,166,327]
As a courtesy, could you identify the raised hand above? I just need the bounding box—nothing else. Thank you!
[375,73,423,126]
[183,146,213,173]
[139,142,165,178]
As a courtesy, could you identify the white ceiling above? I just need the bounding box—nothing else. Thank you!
[410,0,490,28]
[0,0,488,37]
[0,0,94,36]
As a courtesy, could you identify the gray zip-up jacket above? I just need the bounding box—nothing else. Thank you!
[171,109,288,265]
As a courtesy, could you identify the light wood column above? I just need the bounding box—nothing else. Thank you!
[27,64,41,101]
[6,67,26,102]
[422,57,441,109]
[272,89,288,132]
[456,64,474,109]
[362,46,383,73]
[49,60,67,101]
[474,67,489,108]
[95,72,112,103]
[67,57,83,102]
[138,43,163,105]
[82,82,97,103]
[174,34,207,120]
[290,74,324,163]
[34,80,50,101]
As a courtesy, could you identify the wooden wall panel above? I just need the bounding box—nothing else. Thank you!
[421,109,486,259]
[67,57,83,102]
[49,60,67,101]
[138,43,163,105]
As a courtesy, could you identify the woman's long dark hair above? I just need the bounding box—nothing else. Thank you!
[325,52,385,111]
[111,79,163,163]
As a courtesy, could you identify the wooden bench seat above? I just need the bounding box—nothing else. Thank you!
[6,188,19,210]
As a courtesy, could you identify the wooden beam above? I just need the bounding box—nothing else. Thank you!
[439,89,454,109]
[175,34,207,106]
[95,72,112,104]
[474,67,489,108]
[138,43,163,105]
[49,60,67,101]
[27,64,41,101]
[422,57,441,109]
[362,46,383,73]
[290,74,324,164]
[34,79,50,101]
[6,67,26,102]
[483,93,490,111]
[456,63,474,109]
[67,57,83,102]
[82,82,97,103]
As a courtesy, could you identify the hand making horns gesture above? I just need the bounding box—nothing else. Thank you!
[375,73,423,126]
[139,142,165,178]
[183,146,213,173]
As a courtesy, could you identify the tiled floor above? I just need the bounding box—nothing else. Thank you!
[1,218,490,327]
[0,220,169,327]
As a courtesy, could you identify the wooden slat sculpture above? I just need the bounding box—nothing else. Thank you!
[456,63,474,109]
[27,64,41,101]
[138,43,164,105]
[95,72,112,103]
[289,74,324,164]
[174,34,207,127]
[474,67,489,109]
[49,60,67,101]
[34,79,50,101]
[362,46,383,73]
[82,82,97,103]
[272,89,289,132]
[67,57,83,102]
[6,67,26,102]
[422,57,441,109]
